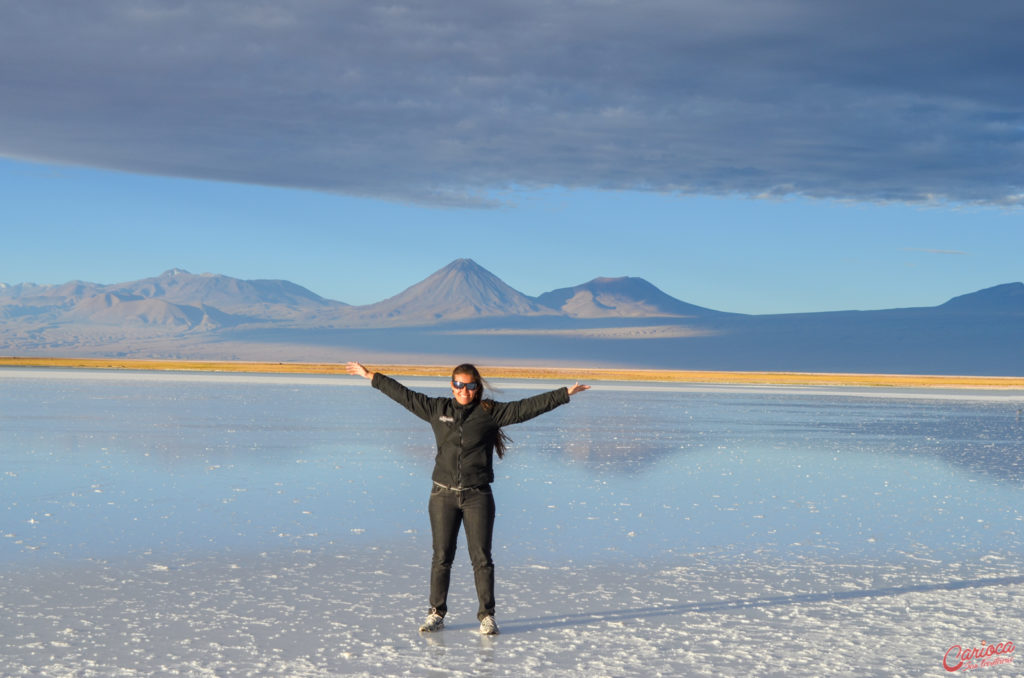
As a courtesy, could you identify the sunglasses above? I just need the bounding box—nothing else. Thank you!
[452,380,479,391]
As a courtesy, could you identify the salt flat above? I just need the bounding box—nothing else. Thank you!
[3,546,1021,677]
[1,369,1021,676]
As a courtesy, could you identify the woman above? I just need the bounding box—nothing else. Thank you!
[345,361,590,635]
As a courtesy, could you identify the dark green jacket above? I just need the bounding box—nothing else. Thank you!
[372,372,571,488]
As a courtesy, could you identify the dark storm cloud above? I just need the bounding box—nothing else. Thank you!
[1,0,1022,206]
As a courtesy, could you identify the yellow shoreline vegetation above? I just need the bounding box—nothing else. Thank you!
[2,356,1023,389]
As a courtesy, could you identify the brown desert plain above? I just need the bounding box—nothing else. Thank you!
[2,356,1023,389]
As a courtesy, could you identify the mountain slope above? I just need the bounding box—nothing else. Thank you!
[536,276,726,318]
[0,269,344,330]
[0,280,106,320]
[2,264,1021,375]
[338,258,553,326]
[937,282,1024,314]
[106,269,343,313]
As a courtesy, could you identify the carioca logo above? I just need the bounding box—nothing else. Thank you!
[943,641,1016,672]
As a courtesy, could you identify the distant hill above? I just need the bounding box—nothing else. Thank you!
[0,269,345,330]
[536,276,727,318]
[63,293,212,328]
[335,258,553,326]
[107,269,343,314]
[937,282,1024,314]
[1,262,1022,375]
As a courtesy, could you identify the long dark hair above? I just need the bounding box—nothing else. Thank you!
[452,363,511,459]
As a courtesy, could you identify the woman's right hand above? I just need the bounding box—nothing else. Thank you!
[567,382,590,396]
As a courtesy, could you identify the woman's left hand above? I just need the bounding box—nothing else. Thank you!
[345,362,374,379]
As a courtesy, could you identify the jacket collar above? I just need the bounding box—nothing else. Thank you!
[452,398,478,414]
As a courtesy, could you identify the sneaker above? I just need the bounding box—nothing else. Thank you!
[479,615,499,635]
[419,612,444,633]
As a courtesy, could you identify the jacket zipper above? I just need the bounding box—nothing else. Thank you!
[456,419,464,487]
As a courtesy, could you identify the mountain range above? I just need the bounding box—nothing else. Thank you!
[1,259,1022,375]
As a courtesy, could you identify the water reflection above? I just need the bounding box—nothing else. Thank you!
[1,370,1022,566]
[509,387,1024,485]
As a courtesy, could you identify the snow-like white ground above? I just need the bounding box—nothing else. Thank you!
[3,546,1022,677]
[2,370,1022,676]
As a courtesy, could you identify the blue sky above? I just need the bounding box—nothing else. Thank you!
[2,1,1022,315]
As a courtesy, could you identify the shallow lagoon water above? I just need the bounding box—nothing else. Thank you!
[2,369,1023,676]
[4,369,1021,566]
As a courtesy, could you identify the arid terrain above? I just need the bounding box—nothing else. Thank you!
[3,356,1023,389]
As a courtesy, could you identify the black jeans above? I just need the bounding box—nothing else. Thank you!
[427,484,496,621]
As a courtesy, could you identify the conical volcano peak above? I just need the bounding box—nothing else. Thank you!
[344,259,548,324]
